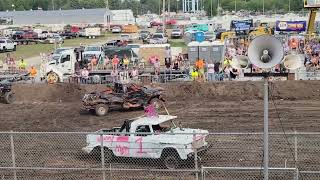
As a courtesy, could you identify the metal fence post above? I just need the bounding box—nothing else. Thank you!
[193,131,199,180]
[100,134,106,180]
[10,131,17,180]
[294,131,298,180]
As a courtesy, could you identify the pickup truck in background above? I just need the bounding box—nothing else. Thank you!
[0,38,17,52]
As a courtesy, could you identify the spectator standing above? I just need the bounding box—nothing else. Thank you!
[165,46,171,64]
[130,66,139,82]
[111,69,118,83]
[90,55,98,70]
[29,66,37,83]
[172,59,180,71]
[207,62,215,81]
[112,55,119,70]
[18,58,27,71]
[97,55,105,70]
[154,58,160,76]
[74,60,80,75]
[104,55,110,69]
[7,56,16,73]
[191,68,199,81]
[195,59,205,81]
[123,54,130,70]
[81,68,89,84]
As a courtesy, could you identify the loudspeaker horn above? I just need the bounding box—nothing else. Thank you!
[231,55,250,69]
[248,35,284,69]
[282,53,304,70]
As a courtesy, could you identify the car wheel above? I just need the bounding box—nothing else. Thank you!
[149,98,164,110]
[4,92,14,104]
[95,104,109,116]
[162,151,181,169]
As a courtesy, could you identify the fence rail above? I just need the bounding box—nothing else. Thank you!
[1,132,320,179]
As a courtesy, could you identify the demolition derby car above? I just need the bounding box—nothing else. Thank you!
[82,115,209,169]
[0,73,29,104]
[82,82,165,116]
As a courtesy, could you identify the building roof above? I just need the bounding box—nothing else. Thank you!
[0,9,134,25]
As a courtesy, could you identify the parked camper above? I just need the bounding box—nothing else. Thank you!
[85,28,101,39]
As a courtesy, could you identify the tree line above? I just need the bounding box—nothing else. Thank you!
[0,0,305,16]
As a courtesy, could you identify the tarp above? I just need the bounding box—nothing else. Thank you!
[275,21,307,32]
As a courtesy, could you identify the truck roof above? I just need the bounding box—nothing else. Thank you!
[131,115,177,127]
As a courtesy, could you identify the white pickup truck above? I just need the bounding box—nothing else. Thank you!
[82,115,209,169]
[0,38,17,52]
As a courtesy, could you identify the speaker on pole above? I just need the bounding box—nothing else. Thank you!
[230,55,250,69]
[248,35,284,69]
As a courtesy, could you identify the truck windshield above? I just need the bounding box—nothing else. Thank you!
[0,40,5,43]
[153,34,163,38]
[85,47,100,51]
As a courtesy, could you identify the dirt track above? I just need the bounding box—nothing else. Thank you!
[0,81,320,132]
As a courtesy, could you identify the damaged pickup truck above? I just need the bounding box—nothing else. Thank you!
[82,115,209,169]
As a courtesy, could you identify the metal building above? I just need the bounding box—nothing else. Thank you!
[182,0,200,13]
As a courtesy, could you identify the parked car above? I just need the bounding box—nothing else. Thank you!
[82,83,165,116]
[0,38,17,52]
[149,33,168,44]
[150,21,163,27]
[171,29,183,39]
[82,114,209,169]
[45,34,64,44]
[60,31,77,39]
[139,30,151,40]
[111,26,122,33]
[120,34,133,43]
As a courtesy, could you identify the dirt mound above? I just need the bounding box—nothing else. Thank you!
[162,81,320,101]
[12,84,106,103]
[12,81,320,103]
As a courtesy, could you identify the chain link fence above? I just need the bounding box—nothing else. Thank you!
[1,132,320,179]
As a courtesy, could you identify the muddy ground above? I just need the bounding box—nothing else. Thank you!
[1,81,320,180]
[0,81,319,132]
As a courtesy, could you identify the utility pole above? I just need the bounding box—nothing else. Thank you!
[52,0,54,11]
[263,0,265,15]
[162,0,166,34]
[289,0,291,12]
[217,0,220,16]
[210,0,213,17]
[235,0,237,12]
[168,0,171,18]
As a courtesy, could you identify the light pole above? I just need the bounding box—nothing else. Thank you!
[52,0,54,10]
[210,0,213,17]
[288,0,291,12]
[11,4,15,11]
[235,0,237,12]
[262,0,265,14]
[177,0,180,12]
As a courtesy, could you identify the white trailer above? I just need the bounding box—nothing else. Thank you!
[85,28,101,39]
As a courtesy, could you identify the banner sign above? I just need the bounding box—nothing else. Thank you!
[275,21,307,32]
[230,19,253,31]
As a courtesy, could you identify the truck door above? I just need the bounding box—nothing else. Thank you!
[129,125,154,158]
[6,40,13,49]
[58,54,72,75]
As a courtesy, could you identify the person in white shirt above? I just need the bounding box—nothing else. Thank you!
[130,67,139,82]
[81,68,89,84]
[207,63,215,81]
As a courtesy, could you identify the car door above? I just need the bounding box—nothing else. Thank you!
[58,54,72,75]
[129,125,155,158]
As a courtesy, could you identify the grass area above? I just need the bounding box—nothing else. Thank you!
[169,39,187,48]
[0,32,116,60]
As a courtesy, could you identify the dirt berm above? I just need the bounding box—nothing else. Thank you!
[12,81,320,103]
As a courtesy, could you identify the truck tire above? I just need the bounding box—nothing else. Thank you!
[90,147,114,162]
[4,92,14,104]
[161,149,181,169]
[47,72,59,84]
[95,104,109,116]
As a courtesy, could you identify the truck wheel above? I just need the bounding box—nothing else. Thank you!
[162,150,181,169]
[95,104,109,116]
[103,148,114,162]
[13,45,16,51]
[4,92,14,104]
[47,72,59,84]
[149,98,164,110]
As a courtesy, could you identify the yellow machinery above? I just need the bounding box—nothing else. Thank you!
[304,0,320,38]
[249,26,273,37]
[220,31,236,42]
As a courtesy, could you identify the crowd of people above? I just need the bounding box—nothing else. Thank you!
[1,53,37,83]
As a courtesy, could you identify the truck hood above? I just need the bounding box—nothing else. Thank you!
[158,128,209,145]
